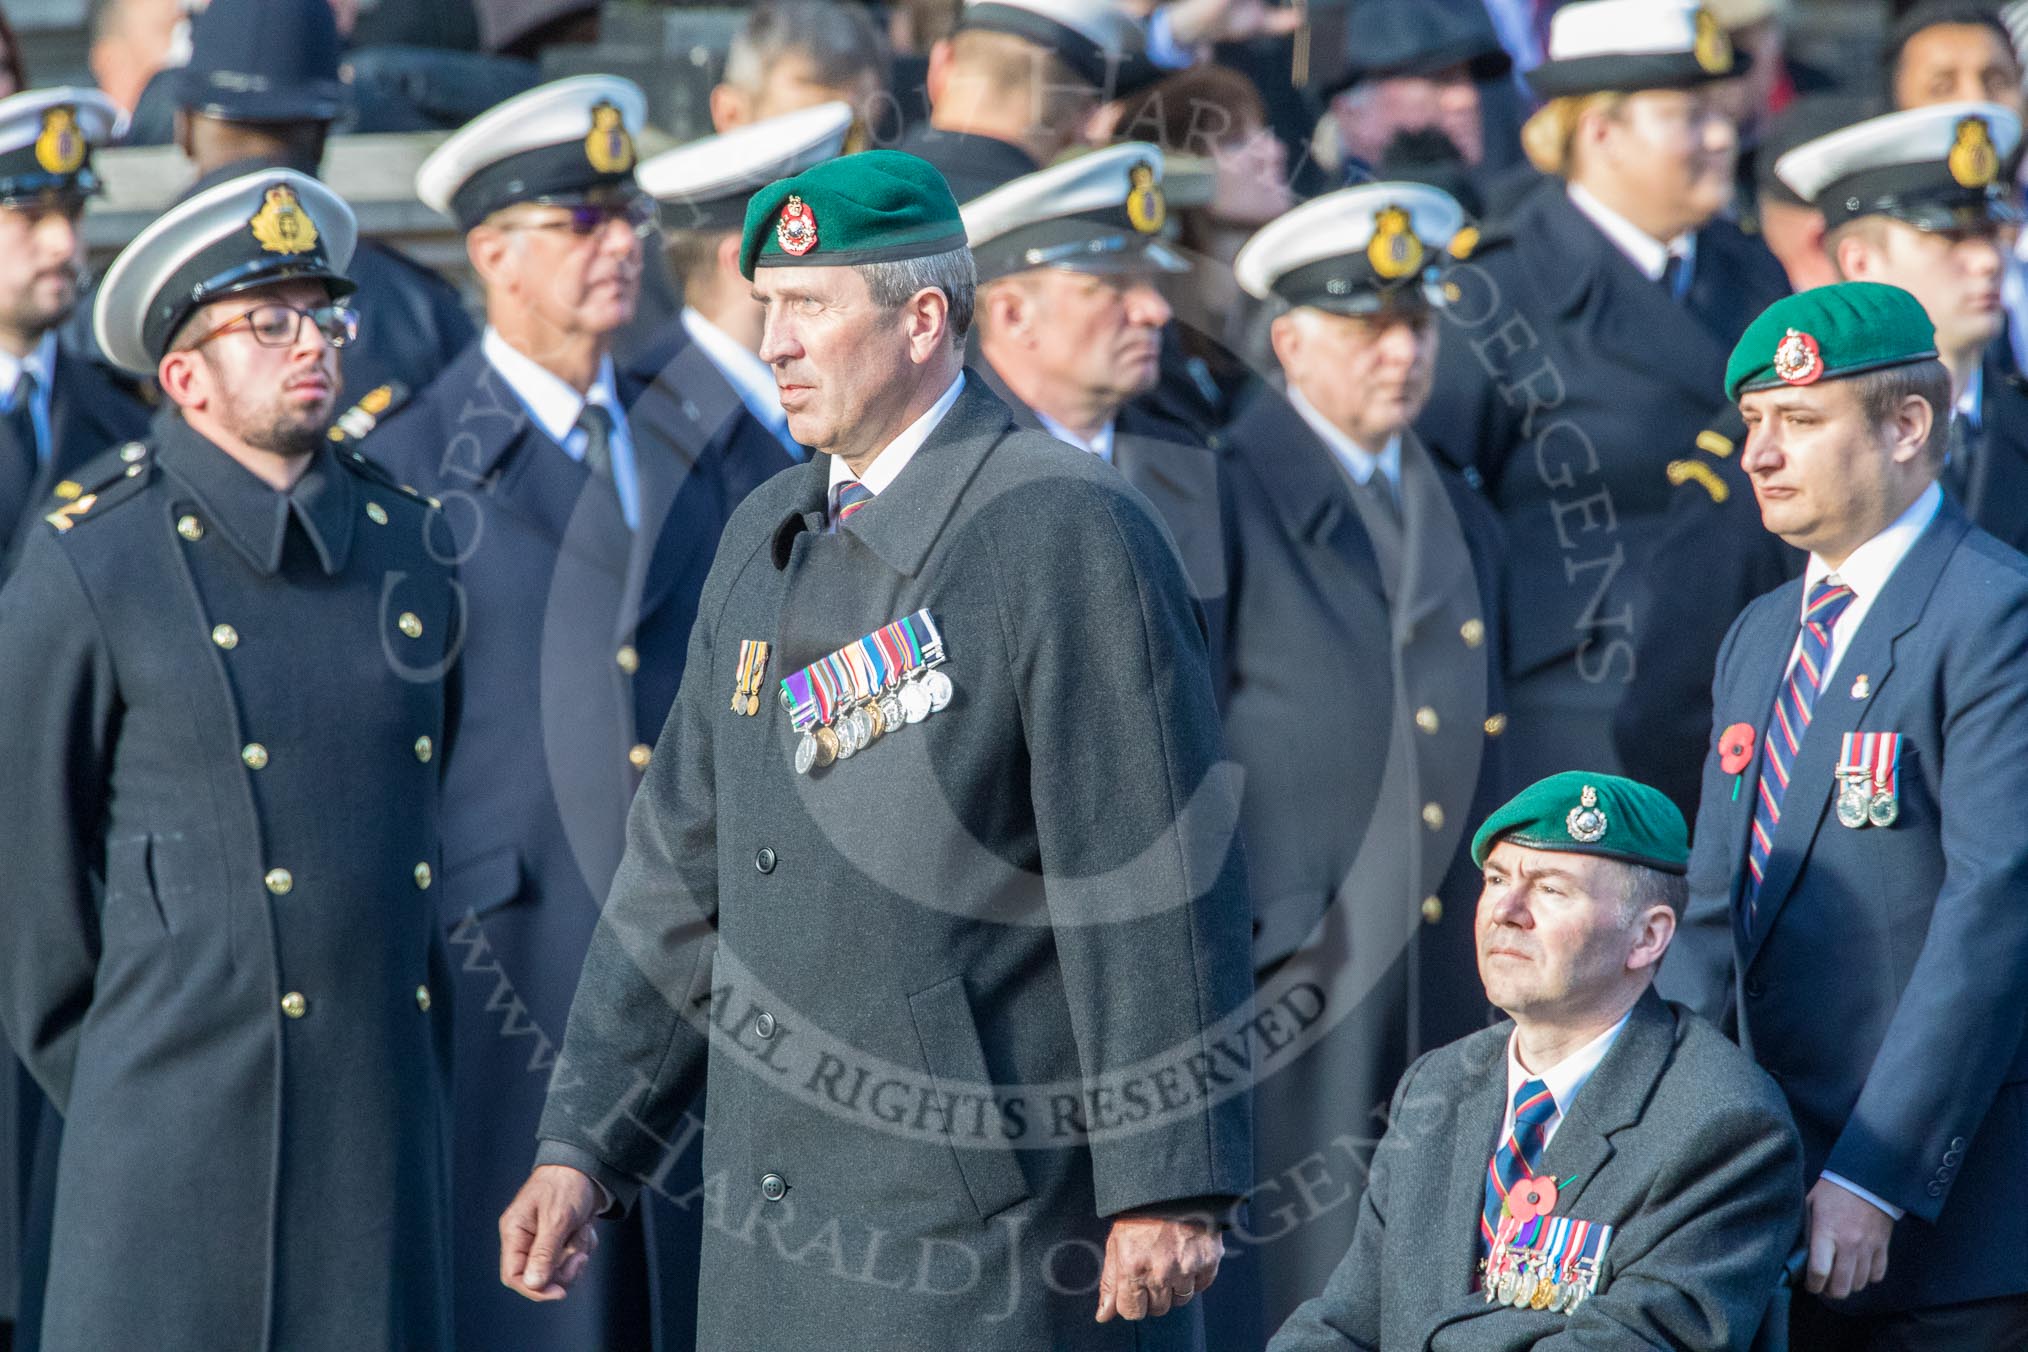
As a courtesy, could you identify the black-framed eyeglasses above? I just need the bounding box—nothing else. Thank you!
[498,194,659,240]
[184,302,359,352]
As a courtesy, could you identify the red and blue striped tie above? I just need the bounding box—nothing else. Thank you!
[1745,578,1856,924]
[1481,1078,1557,1253]
[830,479,874,529]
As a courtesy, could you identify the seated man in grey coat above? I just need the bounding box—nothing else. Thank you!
[1271,772,1804,1352]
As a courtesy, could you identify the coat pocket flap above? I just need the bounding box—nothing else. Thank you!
[906,975,1031,1222]
[443,844,523,920]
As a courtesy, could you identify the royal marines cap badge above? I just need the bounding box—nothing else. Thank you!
[1691,7,1732,76]
[1565,784,1608,844]
[584,100,636,174]
[34,105,84,175]
[1125,160,1166,234]
[250,184,319,256]
[1772,327,1822,386]
[1948,115,1999,190]
[1367,205,1424,281]
[776,194,819,256]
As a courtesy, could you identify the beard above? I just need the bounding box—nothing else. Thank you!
[204,351,335,458]
[0,267,81,338]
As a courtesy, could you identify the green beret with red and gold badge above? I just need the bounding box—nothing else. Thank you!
[1470,771,1689,875]
[739,150,969,280]
[1724,281,1938,402]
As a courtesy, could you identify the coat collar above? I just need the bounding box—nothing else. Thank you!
[156,415,354,577]
[1228,384,1387,602]
[1738,496,1972,958]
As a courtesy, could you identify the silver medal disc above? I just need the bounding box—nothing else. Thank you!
[900,680,932,724]
[794,731,817,776]
[879,693,905,732]
[836,715,861,759]
[1835,782,1869,829]
[1511,1271,1536,1308]
[1867,791,1899,828]
[923,668,953,713]
[1495,1269,1517,1305]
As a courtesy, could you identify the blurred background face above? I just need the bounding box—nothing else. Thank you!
[0,198,85,345]
[1272,306,1437,450]
[1893,23,2026,117]
[1333,65,1484,168]
[483,200,644,345]
[1476,842,1646,1023]
[1209,119,1294,229]
[1585,87,1738,237]
[177,279,342,457]
[1016,268,1171,407]
[1842,219,2007,357]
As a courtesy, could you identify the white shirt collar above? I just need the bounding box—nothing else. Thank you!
[1566,182,1694,283]
[1803,482,1944,610]
[1034,409,1117,464]
[1288,386,1402,493]
[1505,1010,1631,1128]
[826,372,967,499]
[680,306,786,432]
[0,330,57,407]
[1956,362,1984,433]
[481,327,622,445]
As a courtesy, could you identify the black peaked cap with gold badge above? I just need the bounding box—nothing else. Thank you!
[1528,0,1749,101]
[1233,181,1469,316]
[637,100,854,235]
[960,142,1186,283]
[1774,100,2023,233]
[415,74,646,231]
[91,167,357,377]
[0,86,121,205]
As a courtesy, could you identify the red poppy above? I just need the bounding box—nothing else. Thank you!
[1506,1173,1558,1223]
[1719,722,1757,776]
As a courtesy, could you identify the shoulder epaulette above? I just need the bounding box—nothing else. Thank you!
[44,441,154,532]
[327,382,410,447]
[1664,424,1740,504]
[338,447,438,510]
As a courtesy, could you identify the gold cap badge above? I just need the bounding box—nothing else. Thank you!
[33,106,85,176]
[1367,205,1425,281]
[1126,161,1166,235]
[585,101,635,174]
[1949,116,1998,191]
[250,185,319,256]
[1692,8,1732,76]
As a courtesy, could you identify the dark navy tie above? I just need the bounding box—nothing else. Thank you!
[1481,1078,1557,1253]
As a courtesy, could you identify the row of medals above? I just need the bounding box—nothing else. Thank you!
[1834,770,1898,829]
[1480,1251,1596,1312]
[791,665,954,775]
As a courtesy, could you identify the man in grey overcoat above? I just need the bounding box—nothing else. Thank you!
[501,149,1254,1351]
[1271,772,1803,1352]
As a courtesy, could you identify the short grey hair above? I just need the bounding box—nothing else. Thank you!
[858,246,977,346]
[1600,857,1689,923]
[723,0,885,94]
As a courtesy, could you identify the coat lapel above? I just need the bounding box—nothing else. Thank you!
[1966,350,2028,550]
[1229,387,1389,623]
[1393,432,1477,640]
[1743,501,1972,962]
[1719,587,1802,928]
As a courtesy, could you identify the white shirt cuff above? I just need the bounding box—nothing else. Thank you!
[1820,1171,1906,1222]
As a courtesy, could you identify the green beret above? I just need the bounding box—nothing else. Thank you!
[1724,281,1938,402]
[739,150,969,280]
[1470,771,1689,875]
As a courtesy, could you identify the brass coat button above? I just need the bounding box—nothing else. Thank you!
[365,501,388,525]
[397,611,423,639]
[1421,896,1444,924]
[1460,619,1485,648]
[265,867,293,895]
[629,743,652,770]
[416,985,432,1012]
[1484,714,1508,737]
[414,862,432,890]
[212,623,239,650]
[241,743,269,770]
[280,992,307,1019]
[759,1173,787,1202]
[616,645,640,674]
[119,442,145,463]
[414,735,433,762]
[1414,707,1439,734]
[176,514,204,541]
[1421,803,1445,831]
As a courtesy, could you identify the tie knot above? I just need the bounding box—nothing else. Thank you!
[1806,579,1856,628]
[831,479,875,524]
[576,402,613,438]
[1512,1078,1557,1132]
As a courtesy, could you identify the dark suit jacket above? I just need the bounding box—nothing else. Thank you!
[534,376,1253,1350]
[1417,183,1788,694]
[363,338,788,1351]
[0,347,151,565]
[1954,343,2028,556]
[1209,387,1510,1347]
[1269,989,1804,1352]
[338,239,477,411]
[1660,496,2028,1312]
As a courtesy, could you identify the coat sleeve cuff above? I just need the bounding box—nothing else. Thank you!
[534,1139,637,1219]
